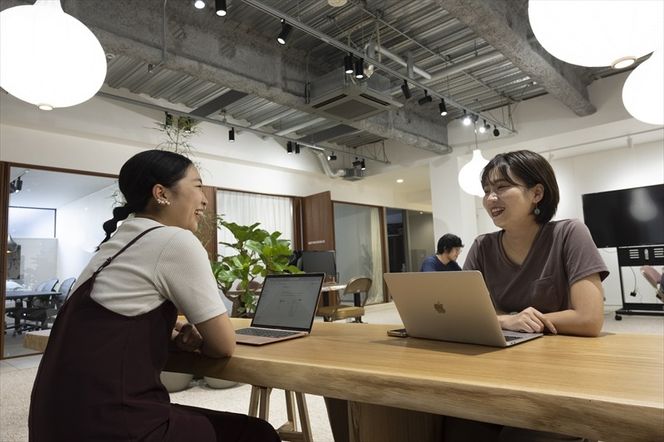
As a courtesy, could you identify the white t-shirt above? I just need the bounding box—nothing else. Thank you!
[71,217,226,324]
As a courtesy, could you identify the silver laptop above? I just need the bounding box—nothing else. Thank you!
[383,271,542,347]
[235,273,324,345]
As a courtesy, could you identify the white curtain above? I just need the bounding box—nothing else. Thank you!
[216,190,294,260]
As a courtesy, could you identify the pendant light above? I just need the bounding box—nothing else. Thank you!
[458,149,489,198]
[0,0,107,110]
[528,0,663,68]
[622,50,664,125]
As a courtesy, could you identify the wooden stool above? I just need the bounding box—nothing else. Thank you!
[248,385,313,442]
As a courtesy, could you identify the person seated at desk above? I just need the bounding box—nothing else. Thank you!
[420,233,464,272]
[29,150,279,442]
[445,150,609,442]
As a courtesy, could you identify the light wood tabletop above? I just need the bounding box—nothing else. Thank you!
[26,320,664,441]
[165,319,664,442]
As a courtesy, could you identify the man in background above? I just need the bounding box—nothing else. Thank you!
[420,234,464,272]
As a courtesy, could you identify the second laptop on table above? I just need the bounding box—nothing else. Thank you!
[235,273,325,345]
[384,271,542,347]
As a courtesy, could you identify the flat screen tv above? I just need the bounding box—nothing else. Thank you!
[582,184,664,248]
[300,250,337,280]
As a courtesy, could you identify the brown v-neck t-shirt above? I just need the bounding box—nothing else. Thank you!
[463,219,609,314]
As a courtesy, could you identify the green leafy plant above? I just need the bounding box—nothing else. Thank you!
[212,217,300,315]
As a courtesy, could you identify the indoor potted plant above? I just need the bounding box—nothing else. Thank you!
[212,217,300,316]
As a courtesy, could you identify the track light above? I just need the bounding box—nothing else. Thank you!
[462,110,472,126]
[215,0,227,16]
[439,99,448,116]
[10,176,23,193]
[418,90,432,105]
[193,0,206,9]
[344,54,354,74]
[401,80,411,99]
[493,125,500,137]
[277,19,292,45]
[164,112,173,128]
[352,157,362,168]
[360,159,366,170]
[294,143,300,154]
[228,127,235,142]
[479,119,487,133]
[354,58,364,79]
[286,141,294,154]
[327,152,337,161]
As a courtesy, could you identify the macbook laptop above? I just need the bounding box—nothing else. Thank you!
[235,273,324,345]
[383,271,542,347]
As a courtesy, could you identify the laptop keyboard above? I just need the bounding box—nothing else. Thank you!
[236,328,300,338]
[504,335,521,341]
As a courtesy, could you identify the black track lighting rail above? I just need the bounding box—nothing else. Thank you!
[239,0,516,134]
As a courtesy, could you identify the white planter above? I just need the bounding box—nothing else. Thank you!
[160,371,193,392]
[204,376,239,389]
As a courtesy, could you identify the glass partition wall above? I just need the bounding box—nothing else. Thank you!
[333,202,385,304]
[3,166,117,358]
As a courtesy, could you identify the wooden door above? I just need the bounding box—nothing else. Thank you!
[302,191,335,251]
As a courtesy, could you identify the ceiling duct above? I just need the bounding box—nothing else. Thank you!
[309,70,403,122]
[341,167,364,181]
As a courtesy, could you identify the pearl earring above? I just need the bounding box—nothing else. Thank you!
[533,206,541,216]
[157,198,171,206]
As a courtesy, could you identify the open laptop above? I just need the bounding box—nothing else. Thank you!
[383,271,542,347]
[235,273,324,345]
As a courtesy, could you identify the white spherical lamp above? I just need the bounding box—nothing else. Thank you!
[458,149,489,198]
[622,50,664,126]
[528,0,663,68]
[0,0,107,110]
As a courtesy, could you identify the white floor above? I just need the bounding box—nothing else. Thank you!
[1,303,662,442]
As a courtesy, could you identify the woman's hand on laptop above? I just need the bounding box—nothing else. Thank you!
[498,307,557,334]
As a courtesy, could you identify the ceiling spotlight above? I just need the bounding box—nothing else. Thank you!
[354,58,365,79]
[352,157,362,168]
[277,19,292,45]
[493,125,500,137]
[215,0,227,16]
[396,178,404,184]
[401,80,411,99]
[360,159,366,171]
[418,90,432,105]
[286,141,294,154]
[344,54,354,74]
[439,99,448,116]
[164,112,173,128]
[228,127,235,142]
[479,119,487,133]
[193,0,206,9]
[327,152,337,161]
[462,110,472,126]
[9,176,23,193]
[294,143,300,154]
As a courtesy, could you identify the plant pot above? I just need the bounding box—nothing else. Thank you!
[160,371,193,392]
[204,376,240,389]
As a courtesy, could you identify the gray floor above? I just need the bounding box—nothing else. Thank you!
[1,303,662,442]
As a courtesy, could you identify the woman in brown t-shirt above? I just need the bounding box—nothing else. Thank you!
[448,150,608,442]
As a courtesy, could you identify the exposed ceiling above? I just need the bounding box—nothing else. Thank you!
[1,0,637,176]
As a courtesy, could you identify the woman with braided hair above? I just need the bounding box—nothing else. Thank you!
[29,150,279,441]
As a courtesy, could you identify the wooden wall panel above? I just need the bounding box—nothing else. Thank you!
[302,191,335,251]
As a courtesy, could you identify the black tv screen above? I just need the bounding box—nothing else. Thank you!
[582,184,664,248]
[300,250,337,279]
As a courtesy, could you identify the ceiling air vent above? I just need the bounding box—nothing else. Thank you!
[309,71,402,122]
[341,167,364,181]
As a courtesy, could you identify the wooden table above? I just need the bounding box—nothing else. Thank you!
[26,321,664,441]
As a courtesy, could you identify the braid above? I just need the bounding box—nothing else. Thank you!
[99,204,134,246]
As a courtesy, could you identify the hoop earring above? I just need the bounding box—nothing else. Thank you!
[156,198,171,206]
[533,206,541,216]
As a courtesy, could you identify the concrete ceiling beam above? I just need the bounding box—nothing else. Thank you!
[435,0,597,116]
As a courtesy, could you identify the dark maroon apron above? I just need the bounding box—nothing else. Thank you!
[29,227,217,441]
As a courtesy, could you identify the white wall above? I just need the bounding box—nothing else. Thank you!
[55,182,120,283]
[0,94,428,211]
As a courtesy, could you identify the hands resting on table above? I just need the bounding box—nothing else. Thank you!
[172,322,203,352]
[498,307,557,334]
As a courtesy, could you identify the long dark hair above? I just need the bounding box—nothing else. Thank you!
[100,150,193,244]
[481,150,559,224]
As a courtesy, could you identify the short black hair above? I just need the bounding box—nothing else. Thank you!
[481,150,559,224]
[437,233,463,254]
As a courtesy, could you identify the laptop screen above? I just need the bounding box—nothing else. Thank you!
[251,273,324,331]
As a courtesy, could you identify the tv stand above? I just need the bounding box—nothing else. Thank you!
[614,245,664,320]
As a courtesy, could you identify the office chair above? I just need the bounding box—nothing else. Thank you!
[641,266,663,302]
[317,277,372,323]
